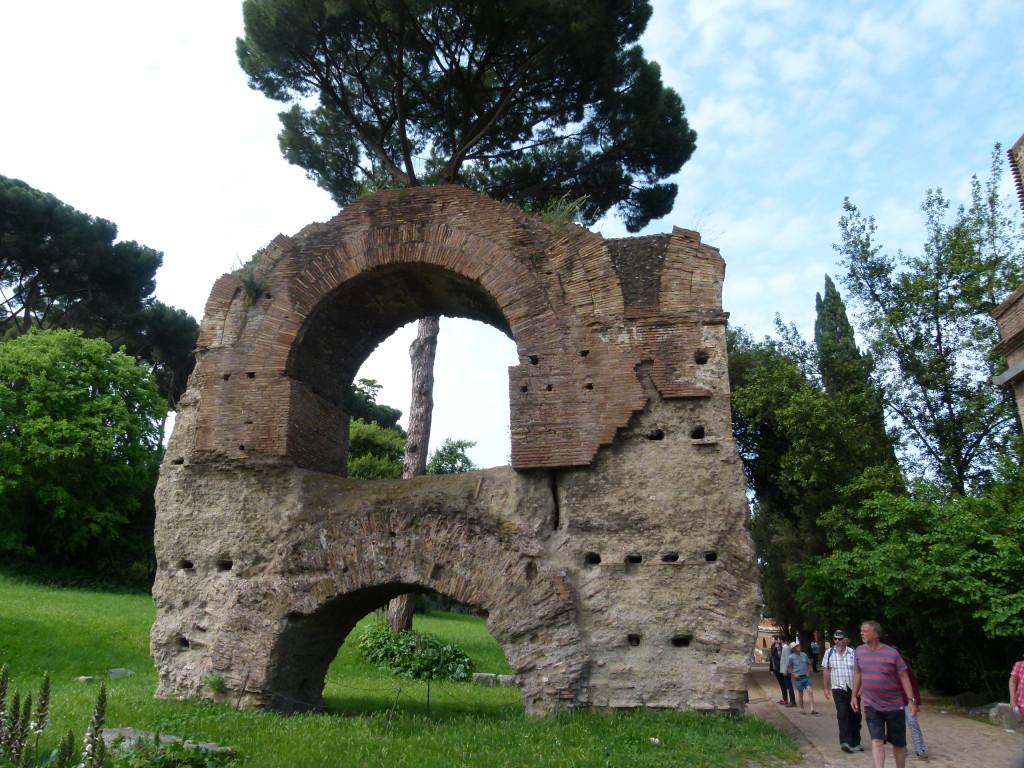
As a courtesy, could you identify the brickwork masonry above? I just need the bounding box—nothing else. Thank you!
[151,186,759,715]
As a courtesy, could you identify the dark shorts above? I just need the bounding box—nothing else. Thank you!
[865,706,907,748]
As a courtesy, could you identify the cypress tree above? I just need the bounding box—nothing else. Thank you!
[814,275,900,477]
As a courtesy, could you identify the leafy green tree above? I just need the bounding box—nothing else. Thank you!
[345,379,406,478]
[0,175,200,410]
[794,149,1024,696]
[236,0,696,231]
[427,438,477,475]
[835,146,1024,495]
[347,378,404,433]
[729,326,835,635]
[0,330,166,577]
[813,274,902,491]
[798,454,1024,696]
[730,279,901,636]
[0,175,161,336]
[113,302,200,414]
[347,418,405,479]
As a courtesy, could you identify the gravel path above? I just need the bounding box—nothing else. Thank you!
[746,663,1024,767]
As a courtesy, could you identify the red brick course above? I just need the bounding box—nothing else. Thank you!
[187,186,728,472]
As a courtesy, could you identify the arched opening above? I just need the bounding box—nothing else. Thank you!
[267,583,521,715]
[285,263,517,475]
[356,317,518,470]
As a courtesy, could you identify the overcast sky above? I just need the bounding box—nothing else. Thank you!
[1,0,1022,468]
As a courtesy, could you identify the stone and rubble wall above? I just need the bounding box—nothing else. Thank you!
[151,186,759,715]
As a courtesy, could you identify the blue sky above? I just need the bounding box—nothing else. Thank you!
[1,0,1022,468]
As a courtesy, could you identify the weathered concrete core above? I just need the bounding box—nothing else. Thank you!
[151,186,759,715]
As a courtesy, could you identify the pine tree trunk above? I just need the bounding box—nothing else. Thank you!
[387,315,440,633]
[386,592,416,634]
[402,315,438,480]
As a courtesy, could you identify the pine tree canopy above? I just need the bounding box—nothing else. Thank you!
[237,0,696,231]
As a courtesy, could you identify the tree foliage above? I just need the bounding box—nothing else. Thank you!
[730,278,900,634]
[728,334,821,632]
[0,175,199,409]
[835,146,1024,494]
[347,378,404,432]
[347,418,405,479]
[790,146,1024,696]
[0,330,166,577]
[236,0,696,231]
[427,437,477,475]
[797,456,1024,696]
[0,175,160,337]
[113,302,201,413]
[346,379,407,479]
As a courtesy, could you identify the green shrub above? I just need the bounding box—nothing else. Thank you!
[109,737,235,768]
[204,674,226,695]
[358,623,473,681]
[234,252,264,306]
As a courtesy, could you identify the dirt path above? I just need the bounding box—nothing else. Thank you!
[746,663,1024,767]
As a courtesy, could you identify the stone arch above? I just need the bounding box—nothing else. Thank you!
[263,495,586,715]
[283,260,513,474]
[152,186,759,715]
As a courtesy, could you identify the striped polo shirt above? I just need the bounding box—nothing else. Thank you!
[855,643,907,711]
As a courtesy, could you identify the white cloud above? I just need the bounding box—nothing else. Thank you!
[719,58,766,92]
[913,0,972,36]
[690,95,771,141]
[771,44,822,85]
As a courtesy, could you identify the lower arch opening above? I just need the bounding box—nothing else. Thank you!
[265,585,523,717]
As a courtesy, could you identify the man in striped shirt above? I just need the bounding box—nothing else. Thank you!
[852,621,918,768]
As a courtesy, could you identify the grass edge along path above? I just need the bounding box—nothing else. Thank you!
[0,574,800,767]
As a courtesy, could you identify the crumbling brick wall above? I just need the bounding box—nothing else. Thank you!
[992,134,1024,423]
[151,186,759,714]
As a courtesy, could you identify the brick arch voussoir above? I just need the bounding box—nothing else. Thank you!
[229,185,625,379]
[188,185,648,469]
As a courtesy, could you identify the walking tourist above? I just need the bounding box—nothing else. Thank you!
[1010,654,1024,724]
[769,636,789,705]
[852,621,918,768]
[902,656,928,760]
[786,641,819,715]
[822,629,863,753]
[776,636,796,706]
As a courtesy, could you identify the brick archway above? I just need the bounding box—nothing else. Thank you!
[151,186,759,714]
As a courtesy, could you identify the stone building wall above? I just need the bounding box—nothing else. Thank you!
[993,134,1024,422]
[150,186,760,715]
[1010,134,1024,216]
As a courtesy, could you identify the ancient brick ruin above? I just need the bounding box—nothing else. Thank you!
[150,186,759,714]
[993,134,1024,420]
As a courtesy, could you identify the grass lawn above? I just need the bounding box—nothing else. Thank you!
[0,575,799,767]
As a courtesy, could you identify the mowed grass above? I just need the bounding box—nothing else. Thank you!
[0,575,800,767]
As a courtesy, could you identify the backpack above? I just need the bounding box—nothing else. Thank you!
[824,645,853,670]
[824,647,835,669]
